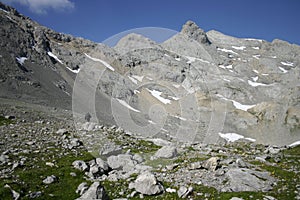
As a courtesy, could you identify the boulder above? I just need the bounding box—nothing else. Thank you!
[76,182,109,200]
[72,160,89,172]
[153,146,177,159]
[129,172,164,195]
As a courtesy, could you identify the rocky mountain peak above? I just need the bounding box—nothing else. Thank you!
[181,20,211,44]
[114,33,159,54]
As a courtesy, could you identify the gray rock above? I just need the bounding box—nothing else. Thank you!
[203,157,219,171]
[177,186,193,198]
[153,146,177,159]
[4,184,20,200]
[223,168,275,192]
[76,182,109,200]
[28,191,42,199]
[72,160,89,172]
[107,154,137,172]
[42,175,57,184]
[95,157,110,172]
[76,182,89,196]
[129,172,164,195]
[188,161,202,170]
[56,129,68,135]
[99,143,122,157]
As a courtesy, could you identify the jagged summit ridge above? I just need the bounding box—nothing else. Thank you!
[114,33,160,54]
[181,20,211,44]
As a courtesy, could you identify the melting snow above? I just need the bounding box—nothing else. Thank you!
[147,89,171,104]
[216,94,256,111]
[218,64,232,69]
[174,115,187,121]
[232,100,256,111]
[128,76,138,84]
[0,8,9,13]
[217,48,238,55]
[134,90,140,94]
[232,46,246,50]
[279,67,288,73]
[281,61,294,67]
[219,132,256,143]
[47,52,63,64]
[148,120,156,124]
[132,75,144,82]
[116,99,140,112]
[16,57,27,65]
[173,84,180,88]
[251,76,258,82]
[170,96,180,100]
[248,80,268,87]
[245,38,263,42]
[252,55,260,59]
[66,67,80,74]
[146,77,153,81]
[84,53,115,71]
[252,47,260,50]
[288,141,300,147]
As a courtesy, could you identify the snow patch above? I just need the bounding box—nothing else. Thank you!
[116,99,140,112]
[245,38,263,42]
[216,94,255,111]
[231,46,246,50]
[134,90,140,94]
[218,64,233,69]
[128,76,138,84]
[232,100,256,111]
[252,55,260,59]
[132,75,144,82]
[248,80,268,87]
[262,73,269,76]
[288,141,300,147]
[173,84,180,88]
[278,67,288,73]
[16,57,27,65]
[47,52,63,64]
[217,48,238,55]
[252,47,260,50]
[66,67,80,74]
[251,76,258,82]
[174,115,187,121]
[281,61,294,67]
[253,70,259,74]
[219,132,256,143]
[175,57,181,61]
[223,78,231,82]
[0,8,9,13]
[84,53,115,71]
[147,89,171,104]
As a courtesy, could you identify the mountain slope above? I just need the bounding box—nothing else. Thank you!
[0,2,299,145]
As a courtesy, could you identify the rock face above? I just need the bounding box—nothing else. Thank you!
[0,1,299,146]
[223,168,275,192]
[129,172,164,195]
[76,182,109,200]
[153,146,178,159]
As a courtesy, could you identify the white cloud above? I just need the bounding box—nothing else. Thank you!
[2,0,75,14]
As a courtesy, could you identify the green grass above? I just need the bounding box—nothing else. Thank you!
[0,148,94,200]
[0,116,13,126]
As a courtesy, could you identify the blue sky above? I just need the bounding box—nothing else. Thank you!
[2,0,300,45]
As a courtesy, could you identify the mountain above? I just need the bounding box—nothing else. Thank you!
[0,2,299,146]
